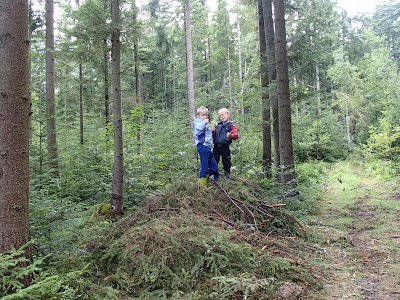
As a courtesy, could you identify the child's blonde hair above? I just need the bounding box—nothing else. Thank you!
[218,108,230,115]
[197,106,208,115]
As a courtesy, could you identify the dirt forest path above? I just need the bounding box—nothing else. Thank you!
[310,162,400,299]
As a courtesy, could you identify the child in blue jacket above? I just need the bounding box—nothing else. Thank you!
[193,106,219,187]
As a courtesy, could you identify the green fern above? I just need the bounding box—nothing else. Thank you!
[0,243,63,299]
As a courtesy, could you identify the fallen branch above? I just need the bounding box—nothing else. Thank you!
[213,179,274,219]
[156,207,180,212]
[282,211,306,232]
[213,179,306,233]
[212,179,245,214]
[258,201,287,209]
[209,215,239,229]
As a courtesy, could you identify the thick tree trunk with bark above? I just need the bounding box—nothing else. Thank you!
[184,0,195,127]
[273,0,297,191]
[0,0,32,286]
[258,0,272,179]
[262,0,280,180]
[45,0,59,176]
[111,0,124,221]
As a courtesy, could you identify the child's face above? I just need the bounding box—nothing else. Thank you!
[219,111,230,123]
[197,111,208,120]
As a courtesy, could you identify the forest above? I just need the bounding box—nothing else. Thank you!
[1,0,400,298]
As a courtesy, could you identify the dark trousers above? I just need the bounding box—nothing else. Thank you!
[214,145,231,174]
[197,144,219,179]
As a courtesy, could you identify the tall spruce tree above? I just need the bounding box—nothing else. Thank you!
[286,0,340,116]
[262,0,280,179]
[0,0,32,287]
[273,0,297,193]
[45,0,59,176]
[373,1,400,67]
[258,0,272,178]
[184,0,195,126]
[111,0,124,220]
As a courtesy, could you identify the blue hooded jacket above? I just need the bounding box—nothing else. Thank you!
[193,118,213,149]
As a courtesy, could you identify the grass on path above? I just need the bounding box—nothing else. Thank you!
[308,161,400,299]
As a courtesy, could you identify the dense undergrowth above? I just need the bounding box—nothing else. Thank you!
[2,173,324,299]
[0,106,334,299]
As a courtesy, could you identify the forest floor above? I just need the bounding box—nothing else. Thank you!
[307,162,400,299]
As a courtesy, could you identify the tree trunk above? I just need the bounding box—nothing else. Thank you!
[346,103,351,149]
[45,0,59,176]
[258,0,272,179]
[173,59,177,108]
[134,41,142,154]
[184,0,195,127]
[79,63,84,144]
[132,0,142,155]
[293,73,299,122]
[273,0,297,192]
[111,0,124,221]
[316,61,321,116]
[227,40,232,109]
[0,0,32,286]
[28,0,33,143]
[103,39,110,126]
[134,43,141,104]
[237,9,244,115]
[208,37,212,87]
[262,0,279,180]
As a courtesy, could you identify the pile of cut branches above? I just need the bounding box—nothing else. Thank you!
[145,177,306,237]
[88,177,319,299]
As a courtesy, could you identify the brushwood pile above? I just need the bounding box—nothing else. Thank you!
[91,177,320,298]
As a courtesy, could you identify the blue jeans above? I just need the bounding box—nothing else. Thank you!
[197,144,219,180]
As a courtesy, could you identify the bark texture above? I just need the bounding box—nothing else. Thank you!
[262,0,280,179]
[0,1,32,282]
[132,1,142,154]
[45,0,59,175]
[184,0,195,126]
[111,0,124,220]
[237,9,244,115]
[79,63,84,144]
[273,0,297,189]
[103,39,110,126]
[258,0,272,178]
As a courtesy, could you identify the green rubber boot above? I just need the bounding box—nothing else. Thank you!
[199,177,207,188]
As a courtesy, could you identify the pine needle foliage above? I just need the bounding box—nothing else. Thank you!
[89,176,317,298]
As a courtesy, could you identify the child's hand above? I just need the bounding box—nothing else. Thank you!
[204,118,209,124]
[226,132,232,138]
